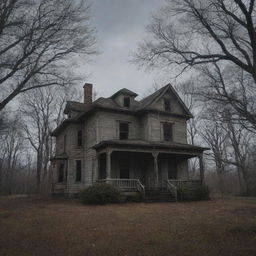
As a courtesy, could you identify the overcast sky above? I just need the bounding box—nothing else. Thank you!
[80,0,167,98]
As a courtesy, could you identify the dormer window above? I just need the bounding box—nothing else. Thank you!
[124,97,130,108]
[164,99,171,111]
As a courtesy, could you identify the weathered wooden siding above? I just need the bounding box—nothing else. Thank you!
[144,113,187,143]
[96,111,141,141]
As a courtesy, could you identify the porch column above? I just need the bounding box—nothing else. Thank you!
[152,152,159,189]
[199,153,205,184]
[106,149,112,179]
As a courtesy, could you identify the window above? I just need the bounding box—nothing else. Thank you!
[124,97,130,108]
[63,134,67,152]
[58,163,64,182]
[119,122,129,140]
[163,122,173,141]
[75,160,82,182]
[164,99,171,111]
[119,159,130,179]
[77,130,82,146]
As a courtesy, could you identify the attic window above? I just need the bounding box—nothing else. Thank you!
[164,99,171,111]
[124,97,130,108]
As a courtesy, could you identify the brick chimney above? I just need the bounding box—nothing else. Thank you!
[83,83,93,106]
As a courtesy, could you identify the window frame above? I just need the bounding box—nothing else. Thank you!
[162,122,173,141]
[75,160,82,182]
[77,130,83,147]
[119,121,129,140]
[58,163,65,183]
[123,97,130,108]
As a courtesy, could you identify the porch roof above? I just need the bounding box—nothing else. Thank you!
[92,140,209,156]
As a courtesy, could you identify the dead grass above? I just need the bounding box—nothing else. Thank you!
[0,196,256,256]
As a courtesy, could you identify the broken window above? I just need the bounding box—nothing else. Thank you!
[76,160,82,182]
[119,122,129,140]
[163,122,173,141]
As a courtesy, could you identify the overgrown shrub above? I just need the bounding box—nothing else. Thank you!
[80,183,121,205]
[177,185,210,202]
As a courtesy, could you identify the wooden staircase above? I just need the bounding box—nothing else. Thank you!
[144,188,176,202]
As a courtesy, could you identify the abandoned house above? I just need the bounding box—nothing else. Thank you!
[51,83,207,201]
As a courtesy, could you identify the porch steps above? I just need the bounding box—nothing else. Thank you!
[144,189,176,203]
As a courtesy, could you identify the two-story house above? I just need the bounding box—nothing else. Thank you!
[50,83,207,200]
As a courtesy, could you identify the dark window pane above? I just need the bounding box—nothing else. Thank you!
[76,160,82,182]
[163,123,173,141]
[164,99,171,111]
[119,122,129,140]
[77,130,82,146]
[124,97,130,108]
[58,163,64,182]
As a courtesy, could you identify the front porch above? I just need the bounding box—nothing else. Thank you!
[93,140,207,201]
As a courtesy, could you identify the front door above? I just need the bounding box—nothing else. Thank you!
[119,159,130,179]
[168,159,177,179]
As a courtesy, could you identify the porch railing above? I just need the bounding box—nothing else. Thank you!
[97,179,145,198]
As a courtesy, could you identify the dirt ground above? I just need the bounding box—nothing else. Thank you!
[0,196,256,256]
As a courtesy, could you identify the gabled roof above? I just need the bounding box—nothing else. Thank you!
[139,84,193,117]
[110,88,138,99]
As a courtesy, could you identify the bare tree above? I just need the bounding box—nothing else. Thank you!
[0,0,96,111]
[21,85,80,192]
[222,110,253,194]
[134,0,256,129]
[200,119,229,196]
[134,0,256,79]
[199,63,256,131]
[0,114,24,194]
